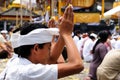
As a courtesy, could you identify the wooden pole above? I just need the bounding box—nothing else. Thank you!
[4,0,6,8]
[51,0,54,16]
[29,0,32,22]
[20,0,23,27]
[101,0,105,19]
[16,10,18,28]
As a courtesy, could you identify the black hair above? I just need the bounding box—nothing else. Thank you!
[89,36,95,40]
[13,27,21,33]
[74,30,81,36]
[92,30,110,54]
[14,47,20,54]
[18,22,48,58]
[0,50,9,59]
[20,22,47,35]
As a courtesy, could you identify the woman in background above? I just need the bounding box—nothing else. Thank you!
[85,30,110,80]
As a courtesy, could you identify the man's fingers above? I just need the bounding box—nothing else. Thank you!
[68,5,73,21]
[70,6,74,22]
[63,5,73,20]
[48,18,56,28]
[58,16,63,25]
[70,12,74,23]
[48,20,51,28]
[63,6,69,19]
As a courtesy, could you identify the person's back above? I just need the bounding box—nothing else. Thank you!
[85,30,110,80]
[82,38,94,62]
[97,49,120,80]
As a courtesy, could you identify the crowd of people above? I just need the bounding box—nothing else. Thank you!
[72,26,120,80]
[0,1,120,80]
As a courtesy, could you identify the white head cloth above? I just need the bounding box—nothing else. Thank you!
[18,28,59,46]
[90,33,97,39]
[10,32,20,48]
[1,30,8,34]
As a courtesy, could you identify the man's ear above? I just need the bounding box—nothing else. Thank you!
[33,44,39,51]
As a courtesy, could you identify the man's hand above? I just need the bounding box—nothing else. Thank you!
[65,0,72,5]
[48,17,56,28]
[58,5,74,36]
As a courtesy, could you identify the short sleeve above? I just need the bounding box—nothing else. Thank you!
[0,35,7,43]
[22,64,58,80]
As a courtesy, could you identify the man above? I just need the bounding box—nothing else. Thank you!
[0,30,13,58]
[0,5,84,80]
[97,49,120,80]
[82,33,97,62]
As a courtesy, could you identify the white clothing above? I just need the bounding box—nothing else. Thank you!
[77,39,83,53]
[115,40,120,49]
[82,38,94,62]
[73,36,79,46]
[110,39,116,49]
[0,34,7,43]
[0,57,58,80]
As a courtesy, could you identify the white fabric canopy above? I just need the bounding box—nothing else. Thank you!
[13,0,36,7]
[104,6,120,19]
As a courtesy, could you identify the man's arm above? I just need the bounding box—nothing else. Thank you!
[47,18,65,64]
[58,5,84,78]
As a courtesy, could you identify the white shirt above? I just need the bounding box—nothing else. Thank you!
[0,34,6,43]
[110,39,116,49]
[73,36,80,46]
[77,39,83,53]
[115,40,120,49]
[82,38,94,62]
[0,57,58,80]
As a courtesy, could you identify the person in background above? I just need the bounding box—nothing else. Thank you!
[0,5,84,80]
[97,49,120,80]
[0,30,8,41]
[0,30,13,58]
[104,30,112,51]
[79,33,89,59]
[73,30,81,46]
[8,26,14,40]
[110,35,118,49]
[85,30,110,80]
[82,33,97,62]
[114,36,120,49]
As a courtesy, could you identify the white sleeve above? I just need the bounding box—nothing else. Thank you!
[115,41,120,49]
[0,68,7,80]
[22,64,58,80]
[0,35,7,43]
